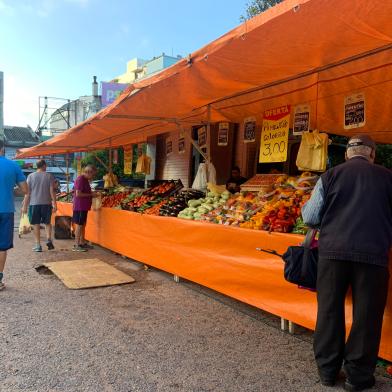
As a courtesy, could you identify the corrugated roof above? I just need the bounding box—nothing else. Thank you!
[4,125,40,147]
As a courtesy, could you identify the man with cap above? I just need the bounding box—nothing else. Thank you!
[302,135,392,391]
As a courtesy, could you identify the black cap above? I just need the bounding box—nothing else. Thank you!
[347,135,376,150]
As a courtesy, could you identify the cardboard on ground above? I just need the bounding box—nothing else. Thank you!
[44,258,135,289]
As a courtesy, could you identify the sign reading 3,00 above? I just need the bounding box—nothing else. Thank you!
[259,105,290,163]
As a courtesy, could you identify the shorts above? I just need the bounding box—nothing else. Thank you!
[0,213,14,251]
[28,205,53,225]
[72,211,88,226]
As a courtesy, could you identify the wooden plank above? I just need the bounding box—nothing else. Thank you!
[44,258,135,289]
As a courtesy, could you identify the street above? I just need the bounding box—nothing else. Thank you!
[1,225,392,392]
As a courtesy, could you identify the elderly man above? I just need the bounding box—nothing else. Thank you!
[0,138,28,290]
[302,135,392,391]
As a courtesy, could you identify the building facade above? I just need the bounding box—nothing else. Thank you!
[49,76,101,135]
[113,53,181,84]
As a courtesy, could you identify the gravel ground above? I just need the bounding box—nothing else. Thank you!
[1,223,392,392]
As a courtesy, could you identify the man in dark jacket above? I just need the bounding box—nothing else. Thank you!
[302,135,392,391]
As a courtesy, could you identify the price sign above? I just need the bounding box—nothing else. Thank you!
[218,122,229,146]
[243,117,256,143]
[166,138,173,156]
[112,149,118,164]
[259,105,290,163]
[344,92,365,129]
[198,126,207,147]
[123,145,133,175]
[178,131,185,154]
[293,104,310,135]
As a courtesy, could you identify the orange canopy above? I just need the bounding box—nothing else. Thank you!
[18,0,392,158]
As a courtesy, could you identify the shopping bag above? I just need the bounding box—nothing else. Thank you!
[282,229,318,290]
[19,213,31,236]
[91,194,102,211]
[296,130,328,172]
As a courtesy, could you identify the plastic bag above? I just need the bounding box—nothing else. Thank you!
[19,213,31,236]
[91,195,102,211]
[296,130,329,172]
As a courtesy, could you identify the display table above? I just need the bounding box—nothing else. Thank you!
[57,202,392,361]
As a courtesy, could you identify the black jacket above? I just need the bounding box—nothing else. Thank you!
[319,157,392,266]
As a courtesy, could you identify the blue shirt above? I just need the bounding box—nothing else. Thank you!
[301,178,325,227]
[0,156,26,213]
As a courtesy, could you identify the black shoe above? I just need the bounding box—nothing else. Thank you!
[344,376,375,391]
[80,243,94,249]
[47,240,55,250]
[321,378,336,387]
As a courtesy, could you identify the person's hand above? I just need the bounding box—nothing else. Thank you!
[21,205,28,215]
[52,203,57,213]
[92,191,100,198]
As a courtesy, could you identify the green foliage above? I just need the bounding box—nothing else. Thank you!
[375,144,392,169]
[79,146,145,180]
[241,0,283,21]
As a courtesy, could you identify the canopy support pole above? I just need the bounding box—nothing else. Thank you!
[108,138,113,174]
[92,152,109,171]
[176,122,209,162]
[66,153,70,194]
[206,105,211,163]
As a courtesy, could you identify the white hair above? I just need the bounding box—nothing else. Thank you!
[346,144,373,159]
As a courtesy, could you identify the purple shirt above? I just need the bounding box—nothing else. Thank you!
[73,175,92,211]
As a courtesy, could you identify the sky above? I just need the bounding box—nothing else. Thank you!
[0,0,247,129]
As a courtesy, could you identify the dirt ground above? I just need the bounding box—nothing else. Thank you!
[1,223,392,392]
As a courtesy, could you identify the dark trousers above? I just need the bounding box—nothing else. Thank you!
[314,258,389,384]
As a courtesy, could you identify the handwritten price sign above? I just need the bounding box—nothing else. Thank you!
[259,105,290,163]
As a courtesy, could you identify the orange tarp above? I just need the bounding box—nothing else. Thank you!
[18,0,392,158]
[57,202,392,361]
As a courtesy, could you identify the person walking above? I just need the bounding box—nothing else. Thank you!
[72,165,97,252]
[0,139,28,290]
[22,159,57,252]
[302,135,392,391]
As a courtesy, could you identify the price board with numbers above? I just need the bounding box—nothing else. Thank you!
[259,105,290,163]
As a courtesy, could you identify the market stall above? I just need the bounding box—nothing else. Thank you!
[17,0,392,361]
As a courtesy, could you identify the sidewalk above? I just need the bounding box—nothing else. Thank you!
[1,229,392,392]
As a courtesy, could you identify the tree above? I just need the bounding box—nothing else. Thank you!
[79,146,144,180]
[241,0,283,21]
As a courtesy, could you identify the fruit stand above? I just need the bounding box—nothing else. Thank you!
[17,0,392,361]
[54,200,392,361]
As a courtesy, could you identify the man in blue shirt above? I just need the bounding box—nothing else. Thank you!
[0,139,28,290]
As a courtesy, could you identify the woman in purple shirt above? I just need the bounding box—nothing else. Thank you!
[72,165,97,252]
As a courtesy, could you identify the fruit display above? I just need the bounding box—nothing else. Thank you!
[101,191,132,208]
[240,173,316,232]
[143,199,172,215]
[200,191,265,226]
[144,180,183,197]
[159,190,205,217]
[178,190,231,220]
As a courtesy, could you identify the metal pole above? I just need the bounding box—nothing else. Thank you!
[108,138,112,173]
[206,105,212,163]
[66,152,70,194]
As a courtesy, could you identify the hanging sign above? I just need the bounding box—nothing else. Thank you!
[218,122,229,146]
[344,92,365,129]
[112,149,118,164]
[198,126,207,148]
[293,104,310,135]
[259,105,290,163]
[76,158,82,176]
[123,145,133,175]
[243,117,256,143]
[178,131,185,154]
[166,137,173,156]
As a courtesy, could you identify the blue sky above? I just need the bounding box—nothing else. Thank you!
[0,0,247,128]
